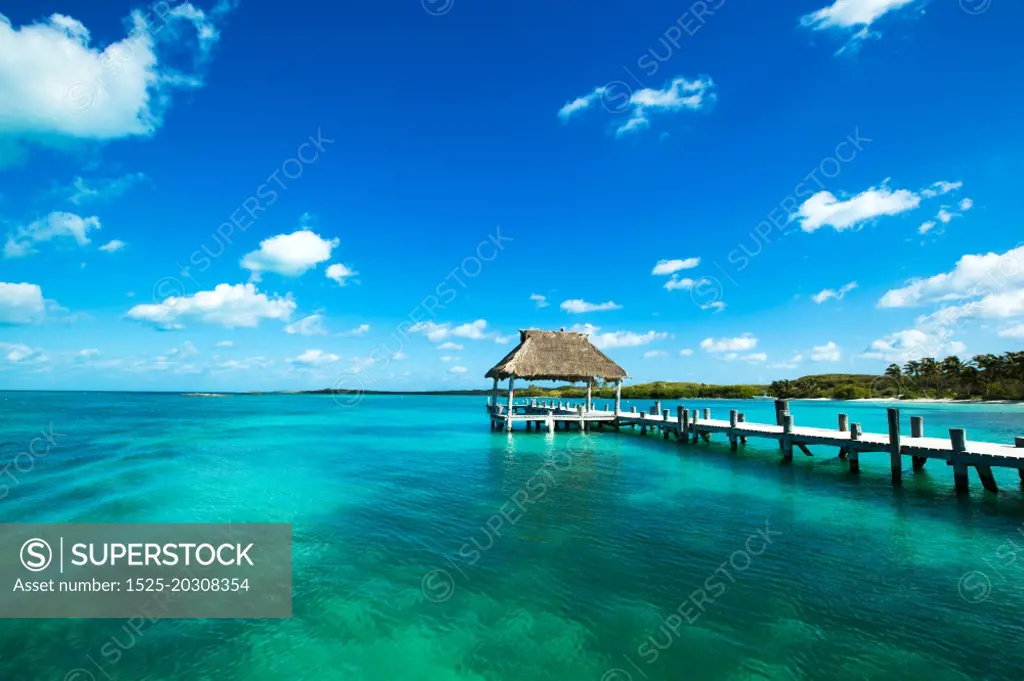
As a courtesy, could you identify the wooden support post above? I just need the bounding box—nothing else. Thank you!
[586,379,593,413]
[681,408,690,444]
[547,417,554,433]
[614,380,622,415]
[838,413,849,459]
[729,410,738,451]
[677,406,686,442]
[797,443,814,456]
[640,410,648,435]
[604,403,609,413]
[491,376,499,409]
[703,408,711,420]
[1015,436,1024,448]
[849,423,861,473]
[774,400,789,454]
[976,465,999,494]
[578,405,586,432]
[662,409,671,439]
[737,413,747,444]
[910,415,926,469]
[691,410,700,444]
[950,428,969,494]
[781,414,794,462]
[525,420,531,432]
[887,408,902,486]
[654,401,662,417]
[505,375,516,432]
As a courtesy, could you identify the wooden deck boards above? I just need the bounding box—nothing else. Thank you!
[487,399,1024,493]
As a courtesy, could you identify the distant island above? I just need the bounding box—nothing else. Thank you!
[298,352,1024,402]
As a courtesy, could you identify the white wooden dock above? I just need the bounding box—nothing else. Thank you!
[487,398,1024,495]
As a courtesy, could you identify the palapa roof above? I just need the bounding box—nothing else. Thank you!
[485,329,629,382]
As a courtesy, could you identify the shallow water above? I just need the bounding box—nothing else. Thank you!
[1,392,1023,681]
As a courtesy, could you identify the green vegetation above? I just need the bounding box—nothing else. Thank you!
[518,381,765,400]
[880,352,1024,400]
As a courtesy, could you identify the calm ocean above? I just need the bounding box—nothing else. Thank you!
[1,391,1023,680]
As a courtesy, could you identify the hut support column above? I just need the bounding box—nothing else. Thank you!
[505,375,515,432]
[614,379,622,415]
[586,379,593,413]
[491,377,499,410]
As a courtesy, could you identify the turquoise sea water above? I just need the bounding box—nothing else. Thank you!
[1,391,1024,680]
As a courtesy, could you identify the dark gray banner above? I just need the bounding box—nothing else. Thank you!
[0,523,292,618]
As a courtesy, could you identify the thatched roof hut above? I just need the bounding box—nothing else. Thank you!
[486,329,628,382]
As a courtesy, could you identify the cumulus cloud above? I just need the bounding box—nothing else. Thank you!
[99,239,126,252]
[560,299,622,314]
[241,229,338,280]
[530,293,549,308]
[679,348,694,356]
[0,3,235,157]
[768,353,803,370]
[812,281,857,304]
[325,263,357,286]
[795,183,920,233]
[337,323,370,337]
[998,324,1024,339]
[0,341,47,364]
[590,330,668,349]
[4,211,100,258]
[800,0,917,53]
[642,350,668,359]
[862,327,965,363]
[437,342,463,351]
[124,283,295,329]
[284,314,327,336]
[558,76,715,137]
[449,366,468,374]
[700,334,758,353]
[409,319,498,343]
[652,258,700,275]
[879,244,1024,309]
[810,341,842,362]
[63,173,146,205]
[288,349,339,366]
[664,277,697,291]
[0,282,47,324]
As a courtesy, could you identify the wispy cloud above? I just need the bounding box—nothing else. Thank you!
[560,299,622,314]
[812,281,857,304]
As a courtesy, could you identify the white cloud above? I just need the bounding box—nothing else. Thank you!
[216,340,234,347]
[288,349,339,366]
[936,208,954,224]
[701,334,758,353]
[167,340,198,358]
[918,220,936,235]
[920,180,962,198]
[391,351,407,360]
[800,0,916,52]
[701,301,726,312]
[652,258,700,275]
[664,276,696,291]
[795,182,920,233]
[125,283,295,329]
[642,350,667,359]
[440,355,458,362]
[679,348,694,356]
[4,211,100,258]
[560,299,622,314]
[0,282,46,324]
[0,4,233,156]
[326,263,357,286]
[337,323,370,337]
[812,281,857,304]
[285,314,327,336]
[879,244,1024,308]
[449,366,468,374]
[241,230,338,281]
[452,319,488,339]
[558,76,716,137]
[0,342,47,364]
[63,173,145,205]
[530,293,549,308]
[998,324,1024,339]
[98,239,126,253]
[960,198,974,211]
[810,341,842,362]
[590,330,668,349]
[862,327,965,363]
[437,341,463,351]
[738,352,767,363]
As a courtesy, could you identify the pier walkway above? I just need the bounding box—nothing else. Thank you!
[486,398,1024,494]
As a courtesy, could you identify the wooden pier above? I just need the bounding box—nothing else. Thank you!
[483,329,1023,496]
[486,398,1024,495]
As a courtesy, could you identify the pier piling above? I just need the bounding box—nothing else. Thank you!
[729,410,739,451]
[950,428,969,495]
[887,408,902,486]
[849,424,862,473]
[838,414,849,459]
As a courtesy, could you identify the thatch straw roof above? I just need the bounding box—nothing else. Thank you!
[485,329,628,382]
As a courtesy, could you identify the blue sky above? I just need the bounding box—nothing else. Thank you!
[1,0,1022,392]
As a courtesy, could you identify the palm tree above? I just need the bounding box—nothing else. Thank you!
[941,355,965,397]
[960,364,981,398]
[973,354,1005,396]
[919,357,940,397]
[885,364,902,379]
